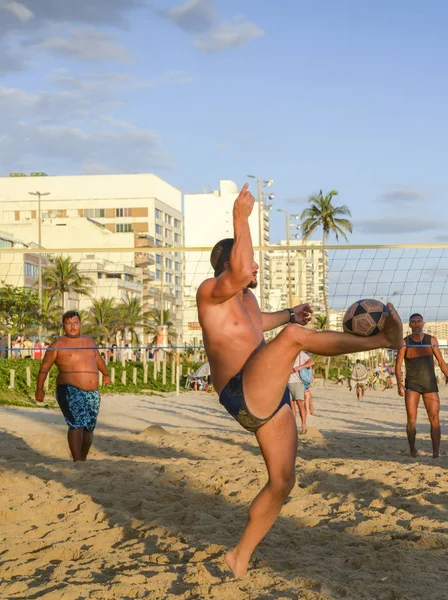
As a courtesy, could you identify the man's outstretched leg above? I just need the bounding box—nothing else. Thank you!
[243,303,403,423]
[225,405,297,578]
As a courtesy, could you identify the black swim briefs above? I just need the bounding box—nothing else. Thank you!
[219,371,291,433]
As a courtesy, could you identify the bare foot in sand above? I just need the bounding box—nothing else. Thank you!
[410,448,417,458]
[432,452,439,459]
[224,550,248,578]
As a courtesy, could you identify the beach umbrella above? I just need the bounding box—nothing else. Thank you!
[194,362,210,378]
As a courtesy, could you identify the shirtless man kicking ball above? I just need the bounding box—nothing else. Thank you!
[197,183,404,577]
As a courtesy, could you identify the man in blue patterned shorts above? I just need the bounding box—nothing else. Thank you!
[35,311,111,461]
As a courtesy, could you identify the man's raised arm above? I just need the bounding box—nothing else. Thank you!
[197,183,255,305]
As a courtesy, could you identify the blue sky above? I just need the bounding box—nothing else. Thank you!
[1,0,448,245]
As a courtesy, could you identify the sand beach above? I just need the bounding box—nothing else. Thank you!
[1,385,447,599]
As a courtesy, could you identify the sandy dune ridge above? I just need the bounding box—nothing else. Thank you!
[1,387,447,599]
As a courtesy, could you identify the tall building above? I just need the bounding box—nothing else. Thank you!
[0,173,183,339]
[268,240,326,312]
[182,180,270,346]
[0,231,48,289]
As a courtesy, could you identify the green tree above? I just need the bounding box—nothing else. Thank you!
[115,294,153,346]
[315,314,327,331]
[42,256,94,310]
[84,297,117,344]
[147,308,176,348]
[301,190,352,326]
[26,289,62,340]
[301,190,352,380]
[0,284,40,338]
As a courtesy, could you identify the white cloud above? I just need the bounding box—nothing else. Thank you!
[0,86,171,174]
[53,72,155,92]
[161,0,216,33]
[380,186,427,205]
[159,0,263,53]
[36,28,131,63]
[195,20,263,53]
[0,0,33,22]
[355,217,445,234]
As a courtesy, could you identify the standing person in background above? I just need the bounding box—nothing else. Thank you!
[33,339,43,360]
[351,360,369,400]
[395,312,448,458]
[288,351,315,434]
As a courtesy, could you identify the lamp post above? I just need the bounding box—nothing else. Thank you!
[29,191,50,334]
[277,209,301,308]
[247,175,274,311]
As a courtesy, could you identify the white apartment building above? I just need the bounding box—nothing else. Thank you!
[0,218,152,311]
[0,231,48,289]
[182,180,270,347]
[0,173,184,339]
[268,240,326,312]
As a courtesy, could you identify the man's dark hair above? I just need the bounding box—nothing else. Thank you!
[409,312,423,321]
[210,238,234,277]
[62,310,81,323]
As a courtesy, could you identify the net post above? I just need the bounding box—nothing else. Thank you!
[132,367,137,385]
[162,358,167,385]
[111,367,115,384]
[9,369,15,389]
[26,366,31,387]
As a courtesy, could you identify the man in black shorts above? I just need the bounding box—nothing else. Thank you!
[395,312,448,458]
[197,183,404,577]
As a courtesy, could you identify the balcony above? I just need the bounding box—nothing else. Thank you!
[135,252,155,267]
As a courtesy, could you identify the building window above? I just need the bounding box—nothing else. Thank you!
[174,233,181,244]
[175,276,180,286]
[67,209,79,217]
[156,269,161,280]
[116,208,131,217]
[24,263,39,278]
[155,208,162,219]
[165,273,172,283]
[116,223,132,232]
[174,218,181,229]
[0,239,13,248]
[164,214,172,225]
[21,211,32,220]
[165,258,172,269]
[156,254,162,265]
[2,211,14,221]
[155,239,162,247]
[84,208,105,218]
[175,262,180,272]
[155,224,163,235]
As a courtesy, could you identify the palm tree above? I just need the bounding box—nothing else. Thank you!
[84,297,117,344]
[315,314,327,331]
[301,190,352,328]
[301,190,352,381]
[147,308,176,348]
[115,294,152,346]
[42,256,94,310]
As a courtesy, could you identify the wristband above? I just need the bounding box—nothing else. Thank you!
[288,308,296,324]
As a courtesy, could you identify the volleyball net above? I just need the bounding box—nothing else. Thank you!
[1,243,448,356]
